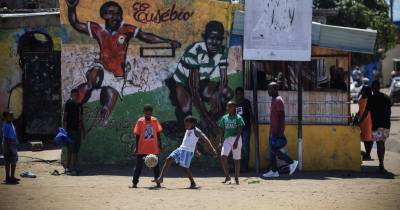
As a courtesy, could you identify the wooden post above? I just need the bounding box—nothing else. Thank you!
[297,62,303,171]
[252,61,260,173]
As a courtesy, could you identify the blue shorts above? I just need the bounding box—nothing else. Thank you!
[169,148,194,168]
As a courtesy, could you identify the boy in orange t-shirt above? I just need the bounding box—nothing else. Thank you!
[131,104,163,188]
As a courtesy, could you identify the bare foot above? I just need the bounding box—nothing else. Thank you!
[152,178,163,184]
[221,177,231,184]
[235,178,239,185]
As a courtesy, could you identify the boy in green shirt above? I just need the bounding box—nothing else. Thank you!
[218,101,245,184]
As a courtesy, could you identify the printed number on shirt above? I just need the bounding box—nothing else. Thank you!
[236,107,243,115]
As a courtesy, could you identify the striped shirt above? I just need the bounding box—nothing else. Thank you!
[173,42,228,85]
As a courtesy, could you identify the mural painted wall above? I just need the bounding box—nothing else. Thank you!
[60,0,243,164]
[0,26,61,139]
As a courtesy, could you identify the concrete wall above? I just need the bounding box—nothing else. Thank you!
[250,125,361,171]
[0,15,61,138]
[0,14,60,29]
[1,0,59,9]
[382,44,400,86]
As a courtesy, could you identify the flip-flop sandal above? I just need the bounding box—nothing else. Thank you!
[51,170,61,176]
[20,171,37,178]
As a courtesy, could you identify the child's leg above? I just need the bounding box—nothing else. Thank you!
[5,163,10,180]
[182,167,196,188]
[234,160,240,184]
[156,157,174,183]
[232,138,242,184]
[71,153,77,170]
[132,155,145,186]
[220,139,232,183]
[220,155,230,182]
[11,163,16,179]
[66,145,72,170]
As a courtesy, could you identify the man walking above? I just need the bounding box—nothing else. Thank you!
[262,82,298,178]
[361,80,392,173]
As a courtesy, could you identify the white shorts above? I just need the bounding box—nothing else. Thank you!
[100,65,125,97]
[221,136,242,160]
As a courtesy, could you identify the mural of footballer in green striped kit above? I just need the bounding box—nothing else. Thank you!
[165,20,233,135]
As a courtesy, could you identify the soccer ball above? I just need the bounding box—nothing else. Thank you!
[144,154,158,168]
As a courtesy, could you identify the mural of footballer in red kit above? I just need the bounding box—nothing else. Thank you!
[66,0,181,122]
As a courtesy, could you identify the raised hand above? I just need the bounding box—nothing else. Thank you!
[66,0,79,7]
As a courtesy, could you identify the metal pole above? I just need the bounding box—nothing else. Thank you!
[390,0,394,22]
[251,61,260,173]
[297,62,303,171]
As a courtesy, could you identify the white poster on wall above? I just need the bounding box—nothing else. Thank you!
[244,0,312,61]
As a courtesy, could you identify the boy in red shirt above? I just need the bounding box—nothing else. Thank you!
[131,104,163,188]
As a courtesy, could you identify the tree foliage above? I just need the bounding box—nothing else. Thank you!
[314,0,397,65]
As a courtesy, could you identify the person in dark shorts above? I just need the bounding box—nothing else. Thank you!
[63,89,84,175]
[2,111,20,184]
[235,87,254,172]
[361,80,392,173]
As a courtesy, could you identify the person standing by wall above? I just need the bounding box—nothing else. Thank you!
[234,87,253,172]
[63,89,84,175]
[218,101,245,185]
[2,111,20,184]
[361,81,392,173]
[358,86,373,160]
[262,82,298,178]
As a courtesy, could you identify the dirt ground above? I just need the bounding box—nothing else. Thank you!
[0,102,399,210]
[0,147,399,210]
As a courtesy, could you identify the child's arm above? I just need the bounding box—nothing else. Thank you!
[157,133,162,152]
[196,128,217,155]
[233,126,243,149]
[134,135,140,155]
[3,138,9,155]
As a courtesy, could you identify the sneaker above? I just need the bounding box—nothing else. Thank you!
[362,154,373,161]
[5,177,19,184]
[289,160,298,175]
[11,177,20,182]
[262,170,279,178]
[378,165,386,174]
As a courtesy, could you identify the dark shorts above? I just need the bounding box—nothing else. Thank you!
[67,130,82,153]
[3,145,18,165]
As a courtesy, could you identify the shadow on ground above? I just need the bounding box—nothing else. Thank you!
[73,164,397,180]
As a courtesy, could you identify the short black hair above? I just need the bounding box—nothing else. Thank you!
[2,111,12,119]
[184,115,197,124]
[372,80,380,88]
[204,21,224,38]
[70,88,79,94]
[2,111,9,118]
[100,1,123,18]
[361,85,372,98]
[235,87,244,93]
[143,104,153,112]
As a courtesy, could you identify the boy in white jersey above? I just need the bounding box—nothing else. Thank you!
[154,115,217,188]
